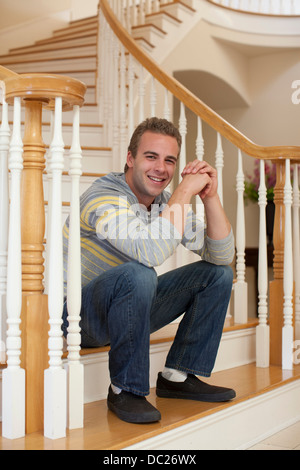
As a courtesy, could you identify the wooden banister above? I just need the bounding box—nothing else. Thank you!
[99,0,300,161]
[1,67,86,434]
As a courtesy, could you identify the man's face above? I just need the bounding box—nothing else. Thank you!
[125,131,179,208]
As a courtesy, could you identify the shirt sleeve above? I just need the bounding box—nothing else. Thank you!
[84,195,183,267]
[182,209,235,265]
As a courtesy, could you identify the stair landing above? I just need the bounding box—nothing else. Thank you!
[1,362,300,450]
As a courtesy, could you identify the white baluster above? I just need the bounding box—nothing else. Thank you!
[128,54,135,142]
[65,105,84,430]
[177,103,187,267]
[112,34,120,171]
[0,92,10,359]
[119,44,127,168]
[150,76,157,117]
[163,89,171,121]
[139,0,145,24]
[146,0,152,14]
[44,97,67,439]
[44,111,54,295]
[234,150,248,324]
[2,97,25,439]
[256,159,270,367]
[132,0,138,26]
[153,0,160,12]
[195,117,205,222]
[139,65,145,123]
[178,102,187,179]
[293,164,300,340]
[215,133,224,206]
[282,159,294,370]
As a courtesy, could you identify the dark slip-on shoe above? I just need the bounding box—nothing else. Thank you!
[107,386,161,424]
[156,372,236,403]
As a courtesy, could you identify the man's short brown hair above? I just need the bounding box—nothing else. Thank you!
[124,117,182,172]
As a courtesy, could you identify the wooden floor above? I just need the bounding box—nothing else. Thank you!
[1,362,300,450]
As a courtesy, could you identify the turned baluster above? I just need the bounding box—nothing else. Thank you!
[65,105,84,430]
[2,97,25,439]
[282,159,294,370]
[44,96,66,440]
[0,94,10,357]
[256,159,270,367]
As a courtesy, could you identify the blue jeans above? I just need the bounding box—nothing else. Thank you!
[62,260,233,396]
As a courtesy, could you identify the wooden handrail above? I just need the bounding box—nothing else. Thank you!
[0,65,18,79]
[99,0,300,161]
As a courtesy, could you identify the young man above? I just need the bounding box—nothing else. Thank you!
[62,117,235,424]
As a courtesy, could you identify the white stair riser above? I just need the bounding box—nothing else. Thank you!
[10,34,98,54]
[41,123,102,148]
[0,45,97,65]
[5,57,96,74]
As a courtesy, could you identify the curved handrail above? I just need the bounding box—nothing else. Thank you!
[0,65,18,79]
[205,0,300,17]
[99,0,300,160]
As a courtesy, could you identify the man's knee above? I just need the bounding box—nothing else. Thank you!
[120,262,158,296]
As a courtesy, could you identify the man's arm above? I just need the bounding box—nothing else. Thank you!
[181,159,231,240]
[160,170,211,236]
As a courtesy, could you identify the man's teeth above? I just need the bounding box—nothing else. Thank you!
[148,176,164,182]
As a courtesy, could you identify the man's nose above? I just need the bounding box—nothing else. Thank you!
[154,159,166,172]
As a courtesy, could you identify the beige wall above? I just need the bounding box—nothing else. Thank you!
[162,19,300,248]
[0,0,98,29]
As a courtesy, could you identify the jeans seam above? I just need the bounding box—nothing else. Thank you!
[173,294,198,370]
[154,282,207,306]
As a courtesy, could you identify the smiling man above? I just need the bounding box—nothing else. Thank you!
[62,117,236,424]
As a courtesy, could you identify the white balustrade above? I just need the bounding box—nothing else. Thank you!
[234,150,248,324]
[2,96,25,439]
[44,96,67,440]
[65,105,84,430]
[256,159,270,367]
[282,159,294,370]
[0,90,10,359]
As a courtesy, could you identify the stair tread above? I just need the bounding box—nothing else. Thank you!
[1,362,300,450]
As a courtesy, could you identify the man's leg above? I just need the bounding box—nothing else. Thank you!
[62,261,161,423]
[150,261,236,402]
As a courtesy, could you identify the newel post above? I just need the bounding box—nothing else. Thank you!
[4,73,86,436]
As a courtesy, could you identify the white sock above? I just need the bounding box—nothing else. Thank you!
[162,367,187,383]
[111,384,122,394]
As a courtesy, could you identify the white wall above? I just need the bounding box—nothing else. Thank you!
[161,18,300,248]
[0,0,98,54]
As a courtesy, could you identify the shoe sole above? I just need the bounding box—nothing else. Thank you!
[156,388,236,403]
[107,400,161,424]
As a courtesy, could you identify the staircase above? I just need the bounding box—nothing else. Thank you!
[0,0,300,449]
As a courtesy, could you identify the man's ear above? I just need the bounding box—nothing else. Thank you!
[126,151,134,169]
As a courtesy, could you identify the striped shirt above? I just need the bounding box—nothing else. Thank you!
[63,172,234,295]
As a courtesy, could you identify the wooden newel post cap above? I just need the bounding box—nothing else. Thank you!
[4,73,87,110]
